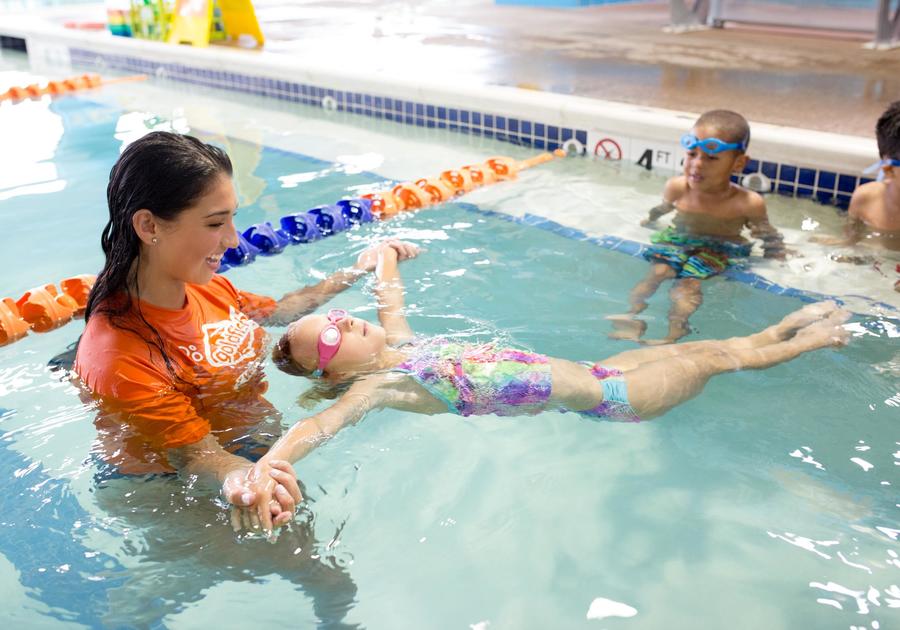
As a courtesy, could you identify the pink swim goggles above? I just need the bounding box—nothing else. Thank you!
[312,308,348,377]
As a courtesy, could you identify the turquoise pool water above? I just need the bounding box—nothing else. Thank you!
[0,64,898,628]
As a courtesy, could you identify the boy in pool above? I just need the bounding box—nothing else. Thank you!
[608,110,787,344]
[812,101,900,291]
[252,243,848,469]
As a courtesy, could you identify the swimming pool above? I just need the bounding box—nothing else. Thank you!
[1,54,898,628]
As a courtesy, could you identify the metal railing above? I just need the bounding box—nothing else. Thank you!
[669,0,900,48]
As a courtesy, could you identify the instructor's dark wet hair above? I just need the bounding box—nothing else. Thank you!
[85,131,233,380]
[876,101,900,160]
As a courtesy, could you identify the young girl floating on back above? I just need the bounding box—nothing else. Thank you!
[256,242,850,469]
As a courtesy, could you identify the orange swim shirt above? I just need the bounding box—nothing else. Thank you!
[75,275,278,475]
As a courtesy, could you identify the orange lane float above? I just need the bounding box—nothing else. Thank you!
[0,275,96,347]
[367,148,566,218]
[0,74,148,103]
[0,149,565,347]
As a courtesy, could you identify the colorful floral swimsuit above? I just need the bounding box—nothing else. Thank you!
[393,339,640,422]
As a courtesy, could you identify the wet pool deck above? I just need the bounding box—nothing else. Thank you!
[3,0,899,138]
[252,0,899,138]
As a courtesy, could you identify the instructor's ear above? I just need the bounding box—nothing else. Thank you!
[132,209,160,245]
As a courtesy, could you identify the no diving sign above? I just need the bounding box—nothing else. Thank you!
[594,138,622,160]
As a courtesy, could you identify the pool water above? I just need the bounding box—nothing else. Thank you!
[0,56,898,628]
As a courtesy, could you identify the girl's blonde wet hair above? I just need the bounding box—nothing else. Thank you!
[271,328,353,409]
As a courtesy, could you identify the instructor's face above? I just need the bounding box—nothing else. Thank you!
[156,175,240,285]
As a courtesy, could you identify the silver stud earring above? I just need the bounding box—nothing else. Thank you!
[151,237,159,244]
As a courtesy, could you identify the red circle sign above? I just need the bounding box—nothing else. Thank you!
[594,138,622,160]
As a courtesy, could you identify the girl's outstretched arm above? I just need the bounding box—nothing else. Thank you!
[374,241,416,345]
[263,240,420,325]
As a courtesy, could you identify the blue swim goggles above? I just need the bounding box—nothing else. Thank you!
[680,133,747,155]
[863,158,900,182]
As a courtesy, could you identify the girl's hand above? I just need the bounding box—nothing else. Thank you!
[222,459,302,533]
[355,240,420,271]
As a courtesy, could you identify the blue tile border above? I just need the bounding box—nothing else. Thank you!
[453,202,898,314]
[69,47,870,212]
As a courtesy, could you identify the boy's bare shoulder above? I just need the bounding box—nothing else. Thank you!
[733,186,768,220]
[848,181,885,218]
[663,175,688,201]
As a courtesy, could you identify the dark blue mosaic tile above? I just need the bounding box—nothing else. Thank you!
[415,116,425,127]
[575,130,587,146]
[449,123,460,132]
[548,126,559,141]
[438,120,447,129]
[427,119,435,128]
[449,109,458,122]
[495,116,506,130]
[817,171,836,191]
[374,96,383,109]
[521,121,532,135]
[404,101,413,113]
[508,119,519,133]
[415,103,424,116]
[743,159,759,174]
[426,105,435,118]
[364,95,373,107]
[730,174,740,183]
[779,165,797,183]
[535,123,545,138]
[484,114,494,128]
[438,106,446,120]
[761,162,778,179]
[547,141,560,152]
[394,100,403,112]
[472,112,482,125]
[495,132,508,142]
[534,138,546,149]
[816,190,835,204]
[837,174,857,193]
[777,182,796,195]
[461,111,470,124]
[561,128,574,141]
[796,186,813,198]
[835,193,852,209]
[798,168,816,186]
[860,177,875,185]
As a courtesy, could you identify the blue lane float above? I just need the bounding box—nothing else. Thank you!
[219,197,375,274]
[243,222,292,255]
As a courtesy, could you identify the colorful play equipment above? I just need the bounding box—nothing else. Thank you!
[0,149,564,347]
[0,276,95,347]
[0,74,147,104]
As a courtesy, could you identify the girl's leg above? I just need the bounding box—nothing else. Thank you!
[607,263,677,341]
[622,310,849,419]
[601,301,839,371]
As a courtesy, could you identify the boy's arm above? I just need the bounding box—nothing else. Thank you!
[263,240,420,326]
[810,185,874,247]
[744,194,787,259]
[641,177,682,227]
[374,243,416,346]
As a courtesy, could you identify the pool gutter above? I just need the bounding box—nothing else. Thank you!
[0,14,879,209]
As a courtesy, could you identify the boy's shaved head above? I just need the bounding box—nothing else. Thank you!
[695,110,751,150]
[876,101,900,160]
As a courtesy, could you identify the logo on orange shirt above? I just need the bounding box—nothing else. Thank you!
[200,306,260,367]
